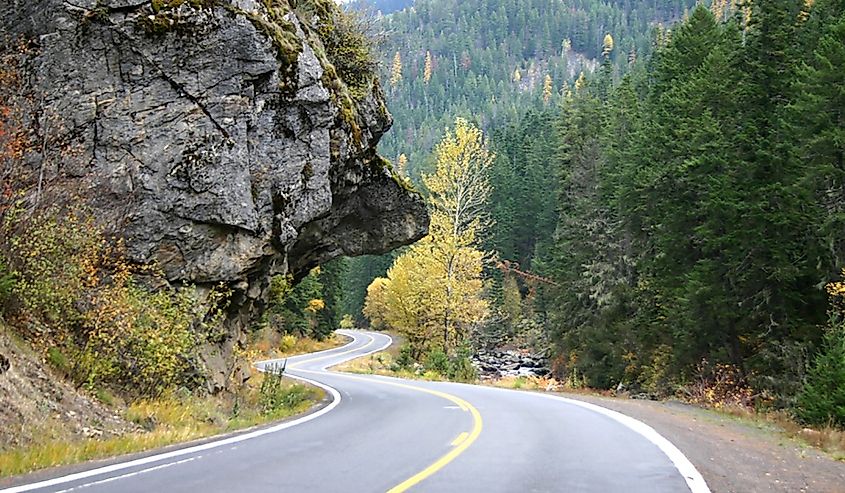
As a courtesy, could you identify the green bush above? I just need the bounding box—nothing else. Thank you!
[394,343,414,370]
[797,321,845,428]
[0,258,15,308]
[47,347,70,375]
[258,368,311,416]
[423,347,450,375]
[422,347,477,382]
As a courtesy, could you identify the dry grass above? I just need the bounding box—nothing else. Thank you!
[708,405,845,461]
[244,329,348,363]
[0,371,322,478]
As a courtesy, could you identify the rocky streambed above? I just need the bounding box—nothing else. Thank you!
[472,349,551,379]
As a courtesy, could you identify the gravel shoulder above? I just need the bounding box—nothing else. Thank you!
[560,393,845,493]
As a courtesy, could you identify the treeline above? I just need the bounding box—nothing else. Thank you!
[542,0,845,417]
[377,0,697,180]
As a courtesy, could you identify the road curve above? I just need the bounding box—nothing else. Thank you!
[1,330,709,493]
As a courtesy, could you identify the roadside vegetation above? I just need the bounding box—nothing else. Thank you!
[0,364,320,477]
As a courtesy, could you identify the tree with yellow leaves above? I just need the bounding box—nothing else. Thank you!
[397,153,408,175]
[364,118,492,357]
[542,74,553,104]
[390,51,403,86]
[602,33,615,58]
[423,50,433,84]
[574,72,587,92]
[513,68,522,83]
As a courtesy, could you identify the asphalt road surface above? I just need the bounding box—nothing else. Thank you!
[2,330,709,493]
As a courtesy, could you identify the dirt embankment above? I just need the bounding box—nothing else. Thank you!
[0,326,136,452]
[563,393,845,493]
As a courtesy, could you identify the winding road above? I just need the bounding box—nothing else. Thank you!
[2,330,710,493]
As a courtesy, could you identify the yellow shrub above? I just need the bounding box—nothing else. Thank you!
[279,334,297,352]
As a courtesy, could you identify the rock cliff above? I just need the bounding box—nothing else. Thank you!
[0,0,428,391]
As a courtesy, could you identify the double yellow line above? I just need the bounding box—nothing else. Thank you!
[290,336,484,492]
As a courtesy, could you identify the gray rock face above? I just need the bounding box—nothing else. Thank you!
[1,0,428,391]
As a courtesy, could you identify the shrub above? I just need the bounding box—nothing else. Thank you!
[78,278,207,397]
[7,209,104,332]
[0,257,15,309]
[423,348,450,375]
[279,334,297,352]
[339,313,355,330]
[258,368,311,416]
[421,346,477,382]
[687,359,755,411]
[797,321,845,428]
[314,2,378,100]
[394,343,414,370]
[46,346,70,375]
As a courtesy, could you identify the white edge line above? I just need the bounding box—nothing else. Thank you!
[0,331,389,493]
[533,393,710,493]
[328,366,709,493]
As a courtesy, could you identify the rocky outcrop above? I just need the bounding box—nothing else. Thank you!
[0,0,428,391]
[472,349,551,379]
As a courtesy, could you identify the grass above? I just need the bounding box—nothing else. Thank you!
[245,329,348,363]
[0,368,322,478]
[700,404,845,461]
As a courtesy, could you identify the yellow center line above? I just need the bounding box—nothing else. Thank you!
[450,432,469,447]
[296,369,483,493]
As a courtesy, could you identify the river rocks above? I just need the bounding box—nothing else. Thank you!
[472,349,551,379]
[0,0,428,392]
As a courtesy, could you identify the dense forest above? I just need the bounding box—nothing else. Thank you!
[345,0,845,426]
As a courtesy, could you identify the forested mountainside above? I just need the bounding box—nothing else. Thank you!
[342,0,697,324]
[377,0,698,179]
[353,0,845,427]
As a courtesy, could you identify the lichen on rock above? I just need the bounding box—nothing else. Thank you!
[0,0,428,392]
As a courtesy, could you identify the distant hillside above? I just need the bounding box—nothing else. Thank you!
[375,0,696,180]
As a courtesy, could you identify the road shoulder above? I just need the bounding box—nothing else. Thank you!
[559,393,845,493]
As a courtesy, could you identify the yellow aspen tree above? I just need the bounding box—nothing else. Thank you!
[424,50,433,84]
[602,33,615,58]
[542,74,553,104]
[574,72,587,92]
[799,0,814,21]
[513,68,522,83]
[397,153,408,175]
[390,51,403,86]
[364,118,492,355]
